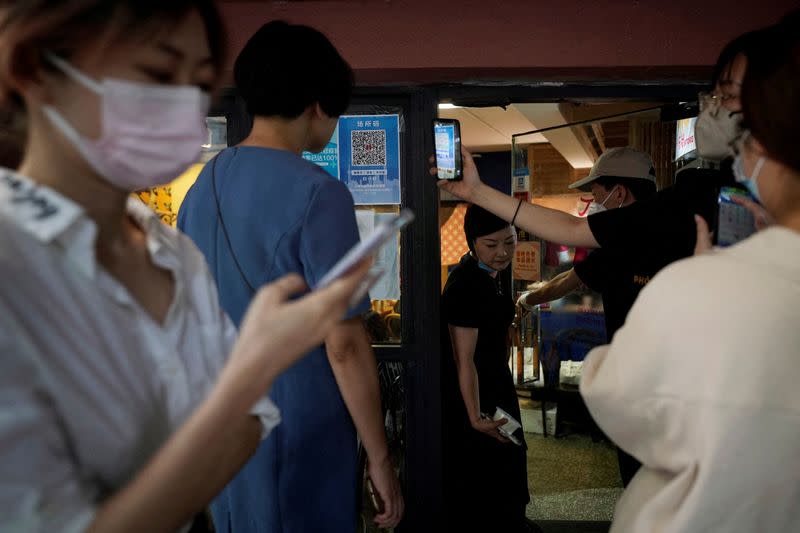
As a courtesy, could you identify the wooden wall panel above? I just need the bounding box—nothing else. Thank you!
[527,144,590,197]
[629,119,677,190]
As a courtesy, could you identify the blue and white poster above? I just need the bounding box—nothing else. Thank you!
[301,123,339,179]
[338,115,401,205]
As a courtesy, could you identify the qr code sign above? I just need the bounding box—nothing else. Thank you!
[351,130,386,166]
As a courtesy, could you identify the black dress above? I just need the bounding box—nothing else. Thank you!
[441,254,530,531]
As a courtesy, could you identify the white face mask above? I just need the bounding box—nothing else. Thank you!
[695,102,741,161]
[586,201,606,216]
[586,186,619,215]
[42,54,209,191]
[731,131,765,202]
[733,154,765,202]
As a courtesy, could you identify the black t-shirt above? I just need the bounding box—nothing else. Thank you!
[441,254,517,419]
[573,249,642,341]
[440,254,529,512]
[582,165,737,340]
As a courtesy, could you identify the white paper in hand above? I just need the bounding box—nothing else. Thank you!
[493,407,523,446]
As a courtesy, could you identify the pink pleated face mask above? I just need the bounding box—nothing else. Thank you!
[42,53,209,191]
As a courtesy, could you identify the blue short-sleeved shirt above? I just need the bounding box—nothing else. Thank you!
[178,146,370,533]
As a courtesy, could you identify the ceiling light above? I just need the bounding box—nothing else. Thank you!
[438,103,462,109]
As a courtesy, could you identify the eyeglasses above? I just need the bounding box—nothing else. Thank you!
[698,91,738,113]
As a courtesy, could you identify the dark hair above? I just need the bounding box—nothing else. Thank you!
[464,204,511,253]
[741,10,800,174]
[594,176,657,201]
[711,28,767,88]
[0,107,23,167]
[0,1,225,110]
[234,21,353,119]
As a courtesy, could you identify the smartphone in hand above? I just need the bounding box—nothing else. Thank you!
[433,118,463,181]
[716,187,757,247]
[366,476,385,514]
[314,209,415,291]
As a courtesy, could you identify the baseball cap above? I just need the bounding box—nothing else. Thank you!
[568,147,656,192]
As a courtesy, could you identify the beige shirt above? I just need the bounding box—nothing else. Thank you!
[0,170,280,532]
[581,227,800,533]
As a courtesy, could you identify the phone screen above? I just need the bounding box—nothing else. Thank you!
[314,209,415,290]
[433,119,462,180]
[717,187,757,247]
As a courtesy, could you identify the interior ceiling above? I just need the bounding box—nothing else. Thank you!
[438,106,546,153]
[514,103,595,169]
[439,101,661,170]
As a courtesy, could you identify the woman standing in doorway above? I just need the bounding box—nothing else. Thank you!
[441,205,536,532]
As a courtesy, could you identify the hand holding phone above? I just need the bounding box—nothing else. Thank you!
[492,407,523,446]
[433,118,463,181]
[366,476,384,514]
[717,187,757,247]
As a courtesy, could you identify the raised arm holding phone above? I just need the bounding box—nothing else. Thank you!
[432,147,600,248]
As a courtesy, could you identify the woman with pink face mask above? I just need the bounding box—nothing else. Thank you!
[0,2,371,532]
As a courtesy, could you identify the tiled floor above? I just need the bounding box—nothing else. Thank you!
[535,520,611,533]
[524,425,621,530]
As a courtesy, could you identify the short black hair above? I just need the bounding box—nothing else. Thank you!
[234,21,353,119]
[594,176,657,202]
[464,204,511,253]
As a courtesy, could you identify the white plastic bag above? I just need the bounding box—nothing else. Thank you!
[559,360,583,385]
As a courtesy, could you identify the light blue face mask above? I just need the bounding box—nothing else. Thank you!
[476,259,497,273]
[472,244,498,273]
[733,154,765,202]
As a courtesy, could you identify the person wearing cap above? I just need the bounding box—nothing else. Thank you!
[431,28,769,272]
[518,147,657,344]
[518,147,657,487]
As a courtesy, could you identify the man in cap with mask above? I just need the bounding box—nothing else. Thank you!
[436,26,767,278]
[434,20,773,490]
[518,147,656,343]
[518,147,657,487]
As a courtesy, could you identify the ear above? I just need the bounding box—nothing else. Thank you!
[1,46,52,105]
[618,186,631,205]
[312,102,327,120]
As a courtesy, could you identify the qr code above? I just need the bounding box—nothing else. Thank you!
[351,130,386,166]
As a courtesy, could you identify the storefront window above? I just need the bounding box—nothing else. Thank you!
[303,105,407,345]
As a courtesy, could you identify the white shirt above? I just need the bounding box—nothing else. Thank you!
[581,227,800,533]
[0,170,280,532]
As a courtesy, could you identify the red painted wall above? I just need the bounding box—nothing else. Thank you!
[218,0,797,82]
